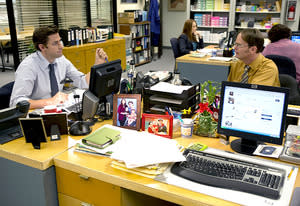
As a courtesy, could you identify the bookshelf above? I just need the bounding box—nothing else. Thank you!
[119,21,151,67]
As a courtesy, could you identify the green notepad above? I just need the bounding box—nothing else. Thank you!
[82,127,121,149]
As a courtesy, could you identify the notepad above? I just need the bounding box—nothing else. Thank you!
[82,127,121,149]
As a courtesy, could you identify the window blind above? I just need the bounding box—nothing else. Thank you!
[57,0,87,29]
[14,0,54,61]
[90,0,113,26]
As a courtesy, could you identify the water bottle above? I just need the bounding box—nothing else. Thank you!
[171,72,182,86]
[127,60,135,90]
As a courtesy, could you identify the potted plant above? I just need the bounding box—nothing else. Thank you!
[193,80,221,137]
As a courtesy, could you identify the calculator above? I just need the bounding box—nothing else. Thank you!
[187,143,208,152]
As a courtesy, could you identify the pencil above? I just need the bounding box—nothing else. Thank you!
[288,166,295,180]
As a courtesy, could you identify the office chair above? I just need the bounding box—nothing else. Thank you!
[170,37,180,72]
[0,81,14,109]
[265,55,296,79]
[279,74,300,105]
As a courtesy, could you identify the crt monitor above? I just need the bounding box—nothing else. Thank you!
[217,81,289,155]
[291,31,300,44]
[89,59,122,116]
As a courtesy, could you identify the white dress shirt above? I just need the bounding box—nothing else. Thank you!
[10,51,88,107]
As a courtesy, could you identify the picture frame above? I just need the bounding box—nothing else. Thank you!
[113,94,141,130]
[141,113,173,139]
[168,0,187,11]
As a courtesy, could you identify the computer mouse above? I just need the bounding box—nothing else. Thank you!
[69,121,91,136]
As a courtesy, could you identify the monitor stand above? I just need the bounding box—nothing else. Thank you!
[230,138,264,156]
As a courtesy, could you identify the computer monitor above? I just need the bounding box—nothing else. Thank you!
[291,31,300,44]
[217,81,289,155]
[89,59,122,117]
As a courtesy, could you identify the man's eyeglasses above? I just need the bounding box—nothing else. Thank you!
[233,43,248,48]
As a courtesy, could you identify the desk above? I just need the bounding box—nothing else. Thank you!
[53,130,300,206]
[176,54,231,85]
[1,120,299,206]
[0,121,106,206]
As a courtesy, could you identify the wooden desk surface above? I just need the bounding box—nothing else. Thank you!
[0,121,107,170]
[54,131,300,206]
[176,54,231,67]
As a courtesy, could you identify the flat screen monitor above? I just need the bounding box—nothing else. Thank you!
[217,81,289,155]
[291,31,300,44]
[89,59,122,117]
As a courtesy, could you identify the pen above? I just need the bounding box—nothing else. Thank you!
[288,166,295,180]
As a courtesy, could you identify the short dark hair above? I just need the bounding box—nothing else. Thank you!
[240,28,264,53]
[268,24,292,43]
[32,25,59,51]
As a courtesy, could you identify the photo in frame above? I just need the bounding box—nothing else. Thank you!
[113,94,141,130]
[168,0,187,11]
[141,113,173,139]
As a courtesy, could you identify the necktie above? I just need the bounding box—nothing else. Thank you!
[49,64,59,97]
[241,65,250,83]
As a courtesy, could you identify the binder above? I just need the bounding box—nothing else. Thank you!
[82,127,121,149]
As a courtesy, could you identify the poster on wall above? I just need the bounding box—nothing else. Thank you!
[121,0,138,3]
[168,0,187,11]
[286,0,297,21]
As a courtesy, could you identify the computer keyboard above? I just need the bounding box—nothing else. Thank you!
[64,101,82,113]
[170,149,285,199]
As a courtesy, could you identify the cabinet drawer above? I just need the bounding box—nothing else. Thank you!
[56,167,121,206]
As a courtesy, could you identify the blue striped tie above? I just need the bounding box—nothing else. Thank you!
[49,64,59,97]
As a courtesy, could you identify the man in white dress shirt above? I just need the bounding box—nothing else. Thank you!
[10,25,107,109]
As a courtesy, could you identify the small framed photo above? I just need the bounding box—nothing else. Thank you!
[141,113,173,139]
[113,94,141,130]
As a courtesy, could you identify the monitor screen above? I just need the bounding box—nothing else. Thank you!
[88,59,122,118]
[291,32,300,44]
[89,59,122,99]
[217,81,289,155]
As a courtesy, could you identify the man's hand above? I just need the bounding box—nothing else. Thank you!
[94,48,108,65]
[50,92,69,105]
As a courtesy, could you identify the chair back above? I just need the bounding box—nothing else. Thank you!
[170,38,180,59]
[0,81,14,109]
[265,55,296,79]
[279,74,300,105]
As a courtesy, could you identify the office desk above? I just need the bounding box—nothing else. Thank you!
[176,54,231,85]
[53,131,300,206]
[0,121,106,206]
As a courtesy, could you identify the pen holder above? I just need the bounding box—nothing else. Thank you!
[181,118,194,138]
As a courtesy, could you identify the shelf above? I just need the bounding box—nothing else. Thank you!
[132,35,150,40]
[133,48,150,53]
[135,60,151,67]
[197,26,228,29]
[235,11,281,14]
[119,21,150,25]
[191,10,230,13]
[235,26,270,30]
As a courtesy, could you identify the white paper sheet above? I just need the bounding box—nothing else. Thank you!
[150,82,192,94]
[155,148,297,206]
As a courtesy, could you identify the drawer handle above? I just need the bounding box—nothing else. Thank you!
[79,174,89,180]
[81,202,92,206]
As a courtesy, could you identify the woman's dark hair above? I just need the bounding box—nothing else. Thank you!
[240,28,264,53]
[32,25,59,51]
[268,24,292,43]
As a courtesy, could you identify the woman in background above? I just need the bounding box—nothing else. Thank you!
[117,98,128,126]
[178,19,204,56]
